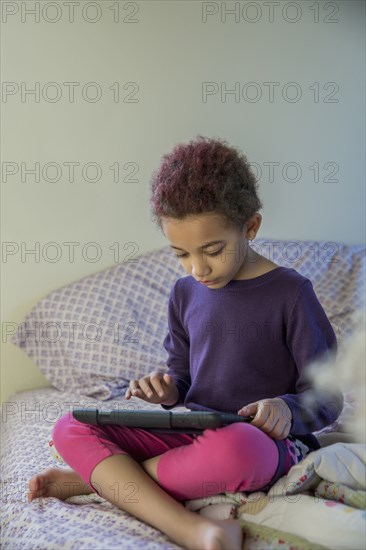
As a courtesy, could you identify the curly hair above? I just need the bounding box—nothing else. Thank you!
[149,135,263,232]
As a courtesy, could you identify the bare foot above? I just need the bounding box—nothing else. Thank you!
[27,467,93,503]
[190,517,243,550]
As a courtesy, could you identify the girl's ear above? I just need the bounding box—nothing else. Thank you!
[245,213,262,240]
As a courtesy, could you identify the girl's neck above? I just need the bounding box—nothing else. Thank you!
[234,247,279,280]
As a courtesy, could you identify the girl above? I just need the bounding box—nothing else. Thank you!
[28,136,343,550]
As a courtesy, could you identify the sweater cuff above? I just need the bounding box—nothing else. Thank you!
[279,390,343,435]
[279,394,313,435]
[160,380,187,410]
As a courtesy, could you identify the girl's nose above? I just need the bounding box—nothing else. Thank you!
[191,258,211,279]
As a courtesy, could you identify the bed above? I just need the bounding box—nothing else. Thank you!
[1,237,365,549]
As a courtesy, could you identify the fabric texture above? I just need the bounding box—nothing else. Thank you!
[11,247,185,400]
[10,238,365,418]
[50,411,311,500]
[161,267,343,441]
[1,387,364,550]
[235,442,366,550]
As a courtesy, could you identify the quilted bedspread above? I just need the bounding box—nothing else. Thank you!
[1,388,365,549]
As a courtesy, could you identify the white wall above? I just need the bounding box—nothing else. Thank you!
[1,0,365,403]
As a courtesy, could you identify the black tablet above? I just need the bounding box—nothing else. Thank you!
[72,409,253,434]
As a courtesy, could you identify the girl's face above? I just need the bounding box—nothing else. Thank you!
[161,212,260,288]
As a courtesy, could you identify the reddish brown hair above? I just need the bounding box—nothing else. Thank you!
[149,135,263,232]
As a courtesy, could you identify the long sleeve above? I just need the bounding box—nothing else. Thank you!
[279,280,343,435]
[161,284,191,410]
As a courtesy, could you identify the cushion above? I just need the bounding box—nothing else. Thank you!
[11,245,184,400]
[11,238,365,403]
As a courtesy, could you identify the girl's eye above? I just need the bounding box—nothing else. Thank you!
[176,247,224,259]
[207,248,224,257]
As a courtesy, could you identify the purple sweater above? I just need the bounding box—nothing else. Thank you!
[161,267,343,445]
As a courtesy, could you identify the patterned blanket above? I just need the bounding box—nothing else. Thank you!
[1,388,365,549]
[184,443,366,549]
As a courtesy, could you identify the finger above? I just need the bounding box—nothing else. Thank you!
[264,404,291,437]
[163,373,174,384]
[129,380,141,396]
[124,388,131,399]
[253,417,275,432]
[125,387,138,400]
[149,373,165,398]
[131,388,144,398]
[128,381,146,399]
[249,403,272,428]
[269,427,286,440]
[275,421,291,440]
[253,415,278,434]
[274,429,288,440]
[138,378,156,399]
[150,373,175,399]
[257,409,279,432]
[238,403,258,417]
[263,417,284,438]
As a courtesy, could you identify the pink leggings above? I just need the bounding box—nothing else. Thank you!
[52,411,297,501]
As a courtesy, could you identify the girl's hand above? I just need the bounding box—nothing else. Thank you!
[237,397,292,440]
[125,371,179,406]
